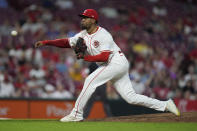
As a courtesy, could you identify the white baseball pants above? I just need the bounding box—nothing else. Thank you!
[70,52,167,118]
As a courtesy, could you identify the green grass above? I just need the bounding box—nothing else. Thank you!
[0,120,196,131]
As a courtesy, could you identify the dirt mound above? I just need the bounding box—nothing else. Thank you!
[86,112,197,122]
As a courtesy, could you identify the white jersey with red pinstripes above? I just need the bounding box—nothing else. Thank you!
[69,26,121,64]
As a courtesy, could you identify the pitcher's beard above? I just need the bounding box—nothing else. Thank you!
[81,24,87,30]
[81,23,91,30]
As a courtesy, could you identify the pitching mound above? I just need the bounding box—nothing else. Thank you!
[86,112,197,122]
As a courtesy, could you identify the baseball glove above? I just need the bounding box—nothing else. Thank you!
[74,37,87,59]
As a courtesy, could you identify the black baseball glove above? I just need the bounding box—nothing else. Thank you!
[74,37,87,59]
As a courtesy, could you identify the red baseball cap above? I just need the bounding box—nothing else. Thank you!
[79,9,98,21]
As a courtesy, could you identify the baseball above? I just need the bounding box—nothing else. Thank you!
[11,30,18,36]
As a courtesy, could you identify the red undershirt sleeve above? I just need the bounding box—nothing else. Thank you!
[84,51,111,62]
[42,38,71,48]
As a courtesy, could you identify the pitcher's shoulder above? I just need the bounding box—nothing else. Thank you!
[98,27,112,37]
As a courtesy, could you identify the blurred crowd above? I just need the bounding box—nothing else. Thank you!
[0,0,197,101]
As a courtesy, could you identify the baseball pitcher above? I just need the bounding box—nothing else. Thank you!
[35,9,180,122]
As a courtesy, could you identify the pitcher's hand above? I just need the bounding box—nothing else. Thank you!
[35,41,44,48]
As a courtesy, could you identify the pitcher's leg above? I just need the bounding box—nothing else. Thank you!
[113,72,167,111]
[70,64,118,118]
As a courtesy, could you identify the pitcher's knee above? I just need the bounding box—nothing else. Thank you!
[83,77,97,93]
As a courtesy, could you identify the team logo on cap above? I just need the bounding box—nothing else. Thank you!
[93,40,99,48]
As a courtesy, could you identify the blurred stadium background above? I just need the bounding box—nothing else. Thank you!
[0,0,197,119]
